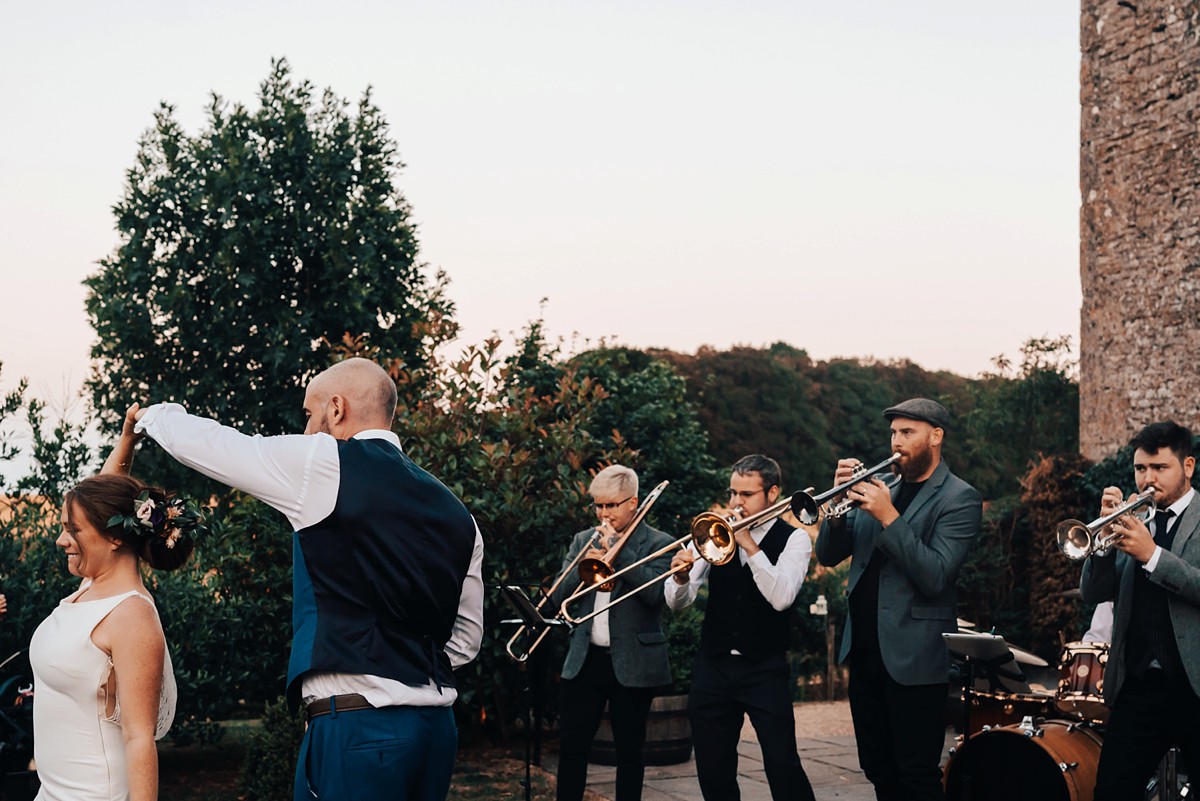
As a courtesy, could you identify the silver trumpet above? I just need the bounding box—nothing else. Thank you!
[1056,487,1157,561]
[791,453,904,525]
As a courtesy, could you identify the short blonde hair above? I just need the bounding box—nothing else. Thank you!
[588,465,638,499]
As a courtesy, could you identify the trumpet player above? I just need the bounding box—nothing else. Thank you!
[814,398,981,801]
[1080,421,1200,801]
[666,454,816,801]
[548,465,675,801]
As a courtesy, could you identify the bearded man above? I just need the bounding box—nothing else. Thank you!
[815,398,982,801]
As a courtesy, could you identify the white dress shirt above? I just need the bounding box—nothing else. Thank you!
[136,402,485,708]
[664,517,812,612]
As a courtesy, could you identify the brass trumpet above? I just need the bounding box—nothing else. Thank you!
[504,481,668,661]
[1056,487,1157,561]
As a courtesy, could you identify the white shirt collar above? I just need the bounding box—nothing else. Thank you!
[1166,487,1194,518]
[350,429,403,450]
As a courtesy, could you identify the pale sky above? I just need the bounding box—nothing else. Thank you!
[0,1,1081,416]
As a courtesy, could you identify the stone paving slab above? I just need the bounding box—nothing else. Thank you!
[539,700,960,801]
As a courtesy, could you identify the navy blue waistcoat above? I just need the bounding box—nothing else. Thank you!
[286,438,476,704]
[700,518,796,659]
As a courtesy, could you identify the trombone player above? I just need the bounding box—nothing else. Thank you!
[1080,421,1200,801]
[549,465,675,801]
[666,454,816,801]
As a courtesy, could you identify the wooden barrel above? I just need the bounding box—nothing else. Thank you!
[588,694,693,766]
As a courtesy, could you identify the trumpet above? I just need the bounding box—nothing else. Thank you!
[559,505,737,626]
[504,481,668,661]
[1056,487,1157,561]
[790,453,904,525]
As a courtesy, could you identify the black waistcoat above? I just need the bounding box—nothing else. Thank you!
[700,518,797,659]
[287,438,476,703]
[1126,515,1185,678]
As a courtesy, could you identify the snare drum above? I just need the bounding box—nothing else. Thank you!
[967,690,1055,735]
[944,719,1102,801]
[1056,641,1109,725]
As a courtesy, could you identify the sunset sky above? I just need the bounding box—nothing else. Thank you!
[0,1,1080,421]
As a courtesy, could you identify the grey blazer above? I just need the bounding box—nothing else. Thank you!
[1080,489,1200,702]
[815,460,983,686]
[550,522,676,688]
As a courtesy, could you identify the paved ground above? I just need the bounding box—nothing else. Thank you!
[541,700,959,801]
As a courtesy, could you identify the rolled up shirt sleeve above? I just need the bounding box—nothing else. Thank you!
[664,543,708,611]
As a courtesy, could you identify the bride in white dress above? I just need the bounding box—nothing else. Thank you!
[29,406,201,801]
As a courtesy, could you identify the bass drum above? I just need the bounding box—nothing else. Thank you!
[944,719,1102,801]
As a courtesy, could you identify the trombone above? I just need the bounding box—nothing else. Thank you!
[803,453,905,523]
[576,481,670,592]
[1056,487,1157,561]
[559,503,740,626]
[504,481,668,662]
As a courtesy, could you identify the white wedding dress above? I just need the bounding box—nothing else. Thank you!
[29,582,177,801]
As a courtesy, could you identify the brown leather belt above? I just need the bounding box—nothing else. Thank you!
[305,693,374,721]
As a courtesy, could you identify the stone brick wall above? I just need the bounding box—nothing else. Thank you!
[1080,1,1200,460]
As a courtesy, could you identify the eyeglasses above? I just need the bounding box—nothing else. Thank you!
[592,496,634,511]
[727,489,765,501]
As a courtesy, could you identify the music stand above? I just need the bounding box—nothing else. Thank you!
[496,585,572,801]
[944,632,1034,801]
[498,584,572,631]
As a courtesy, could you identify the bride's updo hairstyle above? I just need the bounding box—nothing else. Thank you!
[65,475,202,571]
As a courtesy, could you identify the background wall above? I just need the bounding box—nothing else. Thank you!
[1080,1,1200,459]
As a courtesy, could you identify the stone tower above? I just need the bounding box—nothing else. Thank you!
[1080,1,1200,460]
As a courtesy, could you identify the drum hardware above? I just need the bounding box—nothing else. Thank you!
[944,719,1102,800]
[1056,642,1110,726]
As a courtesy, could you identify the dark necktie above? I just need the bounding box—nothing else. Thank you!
[1154,509,1176,550]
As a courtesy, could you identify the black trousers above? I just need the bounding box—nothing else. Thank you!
[557,646,656,801]
[688,650,815,801]
[848,648,948,801]
[1093,669,1200,801]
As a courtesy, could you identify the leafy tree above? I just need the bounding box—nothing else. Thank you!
[960,335,1080,500]
[554,346,725,533]
[84,58,450,491]
[649,344,831,490]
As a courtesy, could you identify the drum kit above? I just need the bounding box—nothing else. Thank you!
[942,619,1116,801]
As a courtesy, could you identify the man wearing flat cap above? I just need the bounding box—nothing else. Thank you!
[815,398,982,801]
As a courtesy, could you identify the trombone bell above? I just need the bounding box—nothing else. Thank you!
[689,512,739,566]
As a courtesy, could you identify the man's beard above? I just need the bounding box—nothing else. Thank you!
[900,445,934,481]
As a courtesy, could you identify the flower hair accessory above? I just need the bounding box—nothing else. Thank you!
[108,490,208,550]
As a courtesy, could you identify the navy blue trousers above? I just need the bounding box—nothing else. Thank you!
[294,703,457,801]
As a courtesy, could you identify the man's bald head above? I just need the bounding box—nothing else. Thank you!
[303,358,398,437]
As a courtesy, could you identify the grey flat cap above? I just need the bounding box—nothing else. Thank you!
[883,398,951,431]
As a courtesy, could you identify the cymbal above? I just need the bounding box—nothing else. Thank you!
[1061,588,1083,600]
[1008,643,1049,668]
[951,624,1050,667]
